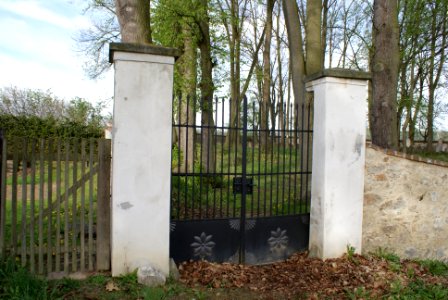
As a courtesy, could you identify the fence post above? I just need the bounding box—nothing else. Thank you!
[97,139,111,271]
[0,129,4,255]
[109,43,181,276]
[306,69,370,259]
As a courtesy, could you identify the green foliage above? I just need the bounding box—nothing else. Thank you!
[346,244,356,260]
[0,256,52,300]
[374,247,401,264]
[345,286,371,300]
[385,279,448,299]
[374,248,402,273]
[0,114,103,139]
[418,259,448,276]
[0,87,107,139]
[410,150,448,163]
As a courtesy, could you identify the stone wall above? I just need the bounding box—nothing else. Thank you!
[363,146,448,262]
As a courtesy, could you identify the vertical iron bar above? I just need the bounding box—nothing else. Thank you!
[287,107,294,214]
[191,97,197,219]
[219,98,225,218]
[199,98,205,220]
[298,103,305,213]
[262,104,267,216]
[250,102,255,217]
[239,96,248,264]
[205,97,211,219]
[270,121,275,216]
[213,97,218,218]
[177,95,182,220]
[233,98,239,218]
[183,95,190,220]
[254,102,261,217]
[305,102,312,212]
[226,99,232,218]
[272,129,283,215]
[282,111,288,214]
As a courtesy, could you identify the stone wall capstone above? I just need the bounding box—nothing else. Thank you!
[363,147,448,262]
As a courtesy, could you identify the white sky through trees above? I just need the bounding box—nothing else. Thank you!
[0,0,113,111]
[0,0,446,131]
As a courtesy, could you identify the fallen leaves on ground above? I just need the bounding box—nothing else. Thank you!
[105,281,121,292]
[179,252,448,298]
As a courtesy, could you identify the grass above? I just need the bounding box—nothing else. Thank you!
[1,158,100,274]
[0,256,53,300]
[418,259,448,276]
[2,252,448,300]
[171,143,311,218]
[410,150,448,163]
[0,256,205,300]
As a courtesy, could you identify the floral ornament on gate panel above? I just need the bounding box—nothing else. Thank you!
[191,232,216,259]
[229,219,256,231]
[268,227,288,254]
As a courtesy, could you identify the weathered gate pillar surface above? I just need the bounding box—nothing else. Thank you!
[306,69,370,259]
[109,43,180,276]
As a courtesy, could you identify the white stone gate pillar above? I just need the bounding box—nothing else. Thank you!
[109,43,180,276]
[306,69,370,259]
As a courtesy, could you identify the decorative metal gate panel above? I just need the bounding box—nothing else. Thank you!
[170,95,312,264]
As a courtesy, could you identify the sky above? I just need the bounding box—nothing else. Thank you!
[0,0,114,111]
[0,0,446,132]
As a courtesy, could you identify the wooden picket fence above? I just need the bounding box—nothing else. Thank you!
[0,136,111,275]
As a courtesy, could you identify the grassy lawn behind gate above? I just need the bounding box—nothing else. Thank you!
[0,138,110,275]
[1,248,447,299]
[171,142,312,219]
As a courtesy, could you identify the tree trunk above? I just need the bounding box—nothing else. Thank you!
[178,25,197,173]
[426,1,447,151]
[370,0,400,149]
[115,0,151,43]
[282,0,305,145]
[197,1,215,173]
[276,3,285,141]
[305,0,323,75]
[261,0,275,152]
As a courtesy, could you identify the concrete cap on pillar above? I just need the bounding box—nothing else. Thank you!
[109,43,182,63]
[305,68,371,83]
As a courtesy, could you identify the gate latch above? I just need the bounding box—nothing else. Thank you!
[233,177,254,195]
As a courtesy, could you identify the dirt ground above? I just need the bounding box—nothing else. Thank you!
[178,252,448,299]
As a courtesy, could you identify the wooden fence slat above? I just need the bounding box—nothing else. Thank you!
[1,137,111,276]
[96,139,111,271]
[0,136,7,256]
[88,139,94,271]
[47,139,53,274]
[29,140,36,273]
[71,139,78,272]
[21,138,28,267]
[25,165,99,231]
[80,139,86,271]
[55,139,62,272]
[38,139,45,274]
[64,141,70,273]
[12,139,19,257]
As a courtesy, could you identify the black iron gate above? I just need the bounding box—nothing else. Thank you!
[170,95,312,264]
